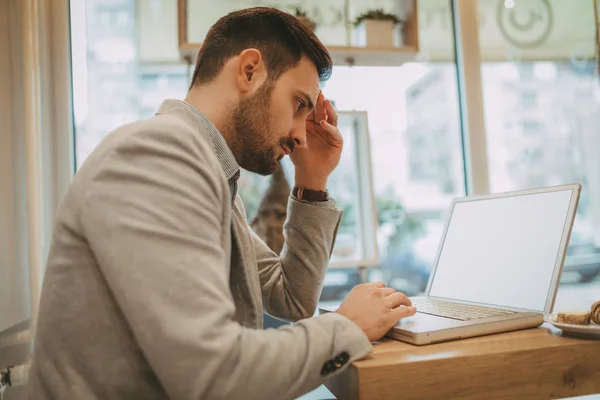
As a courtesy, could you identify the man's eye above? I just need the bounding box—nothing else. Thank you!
[296,99,304,111]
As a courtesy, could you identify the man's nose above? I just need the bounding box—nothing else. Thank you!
[290,121,307,148]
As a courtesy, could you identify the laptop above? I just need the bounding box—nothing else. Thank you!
[322,184,581,345]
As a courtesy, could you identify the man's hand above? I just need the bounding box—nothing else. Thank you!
[336,282,416,342]
[290,92,343,191]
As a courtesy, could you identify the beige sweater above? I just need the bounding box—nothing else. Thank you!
[29,100,371,400]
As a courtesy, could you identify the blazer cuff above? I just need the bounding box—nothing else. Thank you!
[289,194,340,211]
[326,312,373,357]
[312,312,373,378]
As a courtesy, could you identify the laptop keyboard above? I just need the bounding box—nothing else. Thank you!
[411,297,518,321]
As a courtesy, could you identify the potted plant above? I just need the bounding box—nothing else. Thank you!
[293,7,316,32]
[353,9,403,47]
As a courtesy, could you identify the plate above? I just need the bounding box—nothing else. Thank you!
[545,314,600,339]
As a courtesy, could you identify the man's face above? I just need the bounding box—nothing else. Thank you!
[232,56,320,175]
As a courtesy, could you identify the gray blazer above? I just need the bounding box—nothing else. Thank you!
[29,100,371,400]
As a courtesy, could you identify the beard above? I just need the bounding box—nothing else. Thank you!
[231,81,294,176]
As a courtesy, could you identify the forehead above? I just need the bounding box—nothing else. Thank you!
[275,57,320,100]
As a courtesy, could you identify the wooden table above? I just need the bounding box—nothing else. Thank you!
[325,324,600,400]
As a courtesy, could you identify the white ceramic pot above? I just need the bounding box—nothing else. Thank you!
[354,19,400,47]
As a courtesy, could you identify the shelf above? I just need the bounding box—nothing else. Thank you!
[177,0,420,67]
[179,43,418,67]
[328,45,417,66]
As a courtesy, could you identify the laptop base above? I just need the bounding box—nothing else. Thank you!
[388,311,544,345]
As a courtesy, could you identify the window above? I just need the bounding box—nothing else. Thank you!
[138,64,190,116]
[71,0,188,168]
[479,0,600,308]
[69,0,599,313]
[521,119,543,134]
[96,7,130,28]
[520,90,538,109]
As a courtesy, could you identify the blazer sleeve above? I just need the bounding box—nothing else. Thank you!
[253,196,344,321]
[78,126,372,400]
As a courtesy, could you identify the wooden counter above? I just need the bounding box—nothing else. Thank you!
[325,324,600,399]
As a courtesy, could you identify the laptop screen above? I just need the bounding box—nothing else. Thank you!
[428,189,575,312]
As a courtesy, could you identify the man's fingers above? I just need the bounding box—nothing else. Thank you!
[390,305,417,321]
[324,100,338,126]
[368,281,386,289]
[379,287,396,296]
[318,120,343,144]
[314,92,326,122]
[385,292,412,308]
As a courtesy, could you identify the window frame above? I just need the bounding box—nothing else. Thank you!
[328,111,381,269]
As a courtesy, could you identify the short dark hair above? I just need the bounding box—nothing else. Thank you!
[189,7,332,87]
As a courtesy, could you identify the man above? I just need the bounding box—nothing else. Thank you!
[30,7,416,399]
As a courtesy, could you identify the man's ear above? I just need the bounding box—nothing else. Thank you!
[236,48,267,94]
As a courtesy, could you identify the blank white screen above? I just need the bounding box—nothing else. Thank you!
[428,190,573,312]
